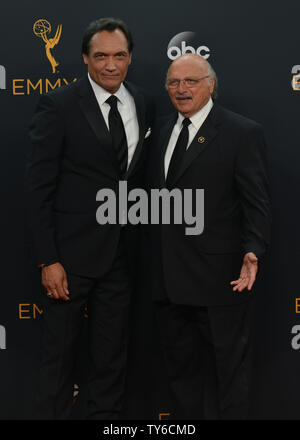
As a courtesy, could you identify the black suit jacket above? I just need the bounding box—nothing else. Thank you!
[27,76,155,278]
[145,103,271,306]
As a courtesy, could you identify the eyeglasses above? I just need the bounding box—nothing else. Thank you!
[167,75,210,89]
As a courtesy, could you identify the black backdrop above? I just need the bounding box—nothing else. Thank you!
[0,0,299,420]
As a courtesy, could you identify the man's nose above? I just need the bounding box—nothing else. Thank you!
[177,80,188,93]
[105,56,116,71]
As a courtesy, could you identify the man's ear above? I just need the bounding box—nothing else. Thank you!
[82,53,88,65]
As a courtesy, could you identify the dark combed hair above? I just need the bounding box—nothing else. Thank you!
[81,17,134,54]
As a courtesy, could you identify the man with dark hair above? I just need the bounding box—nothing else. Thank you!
[146,54,271,419]
[81,17,134,54]
[27,17,154,419]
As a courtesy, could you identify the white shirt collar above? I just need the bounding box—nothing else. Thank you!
[177,97,213,129]
[88,73,126,106]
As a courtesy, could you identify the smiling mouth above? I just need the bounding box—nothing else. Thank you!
[176,96,192,101]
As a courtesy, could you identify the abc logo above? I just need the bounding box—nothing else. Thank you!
[167,32,210,61]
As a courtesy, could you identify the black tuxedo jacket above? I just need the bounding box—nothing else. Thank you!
[145,103,271,306]
[27,76,155,278]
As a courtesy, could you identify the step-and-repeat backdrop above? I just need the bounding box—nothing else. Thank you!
[0,0,299,419]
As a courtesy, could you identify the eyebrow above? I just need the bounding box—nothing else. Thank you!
[168,76,201,80]
[92,50,128,57]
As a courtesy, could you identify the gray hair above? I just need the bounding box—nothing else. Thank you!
[207,61,218,99]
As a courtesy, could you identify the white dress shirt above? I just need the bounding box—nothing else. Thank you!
[164,97,213,177]
[88,73,139,170]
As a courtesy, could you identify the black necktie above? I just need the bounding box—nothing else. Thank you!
[106,95,128,177]
[166,118,191,188]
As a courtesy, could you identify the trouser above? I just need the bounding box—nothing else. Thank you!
[35,237,131,420]
[155,298,254,420]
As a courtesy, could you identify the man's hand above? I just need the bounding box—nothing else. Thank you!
[41,262,70,301]
[230,252,258,292]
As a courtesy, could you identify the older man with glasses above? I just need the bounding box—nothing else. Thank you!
[145,54,271,419]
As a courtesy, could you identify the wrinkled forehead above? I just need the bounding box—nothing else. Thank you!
[168,57,209,78]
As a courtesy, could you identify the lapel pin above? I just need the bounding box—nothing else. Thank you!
[198,136,205,144]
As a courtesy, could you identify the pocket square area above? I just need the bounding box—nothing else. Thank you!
[144,128,151,138]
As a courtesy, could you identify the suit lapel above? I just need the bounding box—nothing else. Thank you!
[76,77,119,178]
[167,104,220,188]
[124,81,146,179]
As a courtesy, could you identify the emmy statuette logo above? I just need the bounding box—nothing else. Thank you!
[33,19,62,73]
[10,19,76,95]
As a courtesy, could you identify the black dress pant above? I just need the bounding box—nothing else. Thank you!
[35,237,131,420]
[155,297,254,420]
